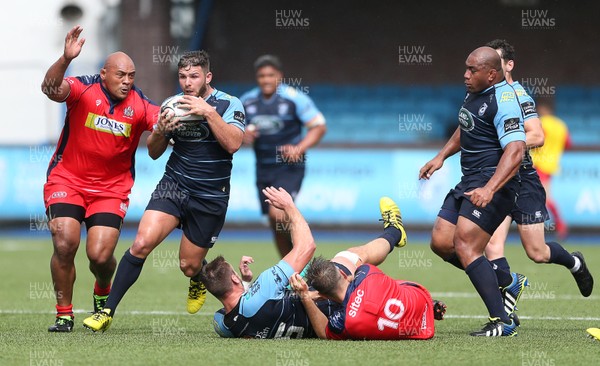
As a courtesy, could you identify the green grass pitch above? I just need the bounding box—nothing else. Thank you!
[1,237,599,365]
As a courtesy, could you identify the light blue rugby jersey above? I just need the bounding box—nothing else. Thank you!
[512,81,538,170]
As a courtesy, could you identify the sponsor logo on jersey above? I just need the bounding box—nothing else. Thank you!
[175,122,210,142]
[85,113,132,137]
[244,282,261,299]
[458,107,475,132]
[50,191,67,199]
[521,101,537,117]
[515,88,528,97]
[233,111,245,124]
[96,99,101,106]
[500,91,515,102]
[504,118,520,133]
[421,303,428,330]
[210,236,218,244]
[478,103,488,116]
[271,267,283,284]
[120,202,128,213]
[472,209,481,219]
[123,106,134,118]
[278,103,289,116]
[251,115,284,135]
[255,328,270,339]
[348,289,365,318]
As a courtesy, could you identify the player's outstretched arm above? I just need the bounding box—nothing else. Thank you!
[419,127,461,180]
[263,187,316,273]
[41,25,85,102]
[290,273,328,339]
[465,140,525,208]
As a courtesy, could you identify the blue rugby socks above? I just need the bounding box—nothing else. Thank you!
[546,241,577,270]
[490,257,513,288]
[378,226,403,252]
[465,256,510,323]
[444,253,464,270]
[103,249,146,316]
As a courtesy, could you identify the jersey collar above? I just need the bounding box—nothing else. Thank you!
[99,82,129,114]
[204,88,218,101]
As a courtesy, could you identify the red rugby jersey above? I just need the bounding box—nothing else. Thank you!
[326,264,435,340]
[47,75,159,197]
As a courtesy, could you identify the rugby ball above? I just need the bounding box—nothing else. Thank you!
[213,308,234,338]
[160,94,200,121]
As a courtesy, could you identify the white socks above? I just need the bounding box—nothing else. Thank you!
[570,255,582,273]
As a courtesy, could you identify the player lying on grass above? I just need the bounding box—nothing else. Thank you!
[201,186,446,339]
[290,255,446,340]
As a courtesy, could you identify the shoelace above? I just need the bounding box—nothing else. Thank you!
[56,317,71,325]
[379,212,402,226]
[92,312,108,321]
[188,283,202,299]
[480,317,500,326]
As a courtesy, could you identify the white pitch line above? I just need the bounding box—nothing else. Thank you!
[430,292,600,301]
[0,309,211,316]
[445,314,600,321]
[1,309,599,322]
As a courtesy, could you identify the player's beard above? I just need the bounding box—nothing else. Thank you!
[198,84,209,99]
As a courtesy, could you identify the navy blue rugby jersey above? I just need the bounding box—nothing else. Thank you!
[163,89,245,200]
[240,84,324,166]
[458,80,526,175]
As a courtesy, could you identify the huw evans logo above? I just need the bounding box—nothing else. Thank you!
[152,45,181,65]
[275,10,310,29]
[398,45,432,66]
[520,77,556,97]
[521,9,556,30]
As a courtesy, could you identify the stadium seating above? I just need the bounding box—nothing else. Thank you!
[217,83,600,146]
